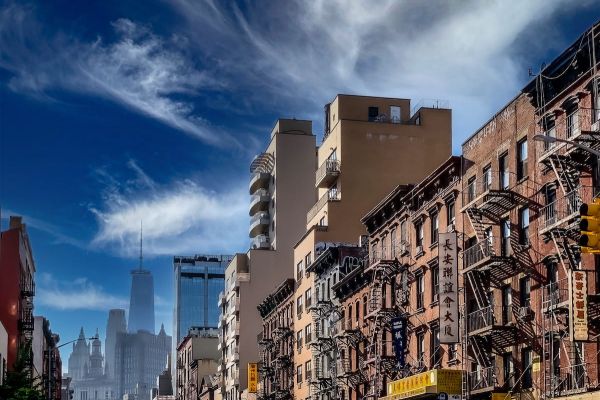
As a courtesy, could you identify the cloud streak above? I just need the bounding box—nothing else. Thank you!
[36,273,129,311]
[89,160,248,257]
[0,5,233,145]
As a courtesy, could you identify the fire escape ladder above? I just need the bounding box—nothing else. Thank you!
[549,155,580,195]
[466,207,488,243]
[466,271,490,311]
[469,335,492,369]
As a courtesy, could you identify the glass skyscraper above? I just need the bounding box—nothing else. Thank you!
[128,268,155,334]
[173,255,233,345]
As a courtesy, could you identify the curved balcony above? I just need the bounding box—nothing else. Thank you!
[249,212,270,237]
[315,159,340,188]
[249,189,270,216]
[251,234,270,250]
[249,172,271,194]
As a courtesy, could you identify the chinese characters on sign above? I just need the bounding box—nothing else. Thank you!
[569,270,588,341]
[391,316,407,368]
[438,232,459,343]
[248,363,258,393]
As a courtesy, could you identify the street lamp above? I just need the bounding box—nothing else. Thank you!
[533,134,600,157]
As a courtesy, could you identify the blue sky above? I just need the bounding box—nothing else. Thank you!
[0,0,599,369]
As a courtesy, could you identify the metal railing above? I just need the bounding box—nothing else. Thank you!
[250,211,270,226]
[540,189,581,230]
[369,241,410,264]
[315,159,340,185]
[555,363,596,394]
[469,366,496,391]
[307,190,341,224]
[462,170,523,206]
[411,99,450,117]
[537,108,600,159]
[467,305,513,332]
[464,236,511,269]
[543,278,569,310]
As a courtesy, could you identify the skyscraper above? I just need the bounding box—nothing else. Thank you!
[172,255,232,393]
[173,255,232,345]
[105,309,126,379]
[128,269,155,333]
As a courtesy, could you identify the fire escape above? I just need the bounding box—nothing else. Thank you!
[333,314,367,392]
[537,106,600,398]
[272,325,294,400]
[363,242,408,399]
[258,335,275,400]
[462,169,539,396]
[309,295,340,400]
[19,274,35,377]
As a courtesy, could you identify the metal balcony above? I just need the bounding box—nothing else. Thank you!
[463,238,515,278]
[553,363,599,396]
[315,159,340,188]
[543,278,569,312]
[249,212,270,237]
[251,234,271,250]
[467,306,519,348]
[20,279,35,297]
[469,366,498,394]
[537,108,600,163]
[250,189,270,216]
[539,189,582,234]
[462,170,530,216]
[249,172,271,194]
[306,190,341,224]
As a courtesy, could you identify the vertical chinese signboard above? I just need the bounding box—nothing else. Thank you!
[439,232,459,343]
[569,270,588,341]
[248,363,258,393]
[391,316,407,368]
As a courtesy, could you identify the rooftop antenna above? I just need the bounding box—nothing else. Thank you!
[139,220,143,271]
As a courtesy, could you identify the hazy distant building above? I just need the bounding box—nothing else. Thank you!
[105,309,126,379]
[114,324,171,399]
[68,328,91,380]
[69,328,117,400]
[128,269,155,334]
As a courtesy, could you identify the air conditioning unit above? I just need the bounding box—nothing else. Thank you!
[519,306,534,321]
[416,245,423,255]
[448,223,455,233]
[592,120,600,132]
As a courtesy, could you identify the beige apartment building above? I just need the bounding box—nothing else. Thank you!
[177,333,220,400]
[293,94,453,400]
[218,120,316,400]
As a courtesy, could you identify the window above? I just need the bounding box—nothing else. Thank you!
[305,253,312,269]
[517,138,528,180]
[520,276,531,308]
[305,360,312,381]
[348,305,353,328]
[296,330,303,350]
[519,207,530,245]
[415,221,424,248]
[400,220,407,252]
[305,289,312,309]
[297,365,303,383]
[305,324,312,343]
[296,296,303,317]
[355,300,360,322]
[447,201,455,227]
[390,228,397,258]
[467,176,476,202]
[390,106,401,123]
[448,344,457,361]
[594,80,600,122]
[501,219,511,256]
[431,326,441,367]
[483,165,492,192]
[499,152,509,189]
[503,352,513,386]
[368,106,379,122]
[416,273,424,309]
[522,348,532,388]
[431,264,439,302]
[296,260,303,281]
[319,216,326,226]
[431,212,439,244]
[543,119,556,151]
[362,295,368,319]
[501,285,512,325]
[566,108,580,138]
[417,332,425,367]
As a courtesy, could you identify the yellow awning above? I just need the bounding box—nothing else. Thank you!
[382,369,463,400]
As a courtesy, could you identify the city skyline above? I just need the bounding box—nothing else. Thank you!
[1,0,600,386]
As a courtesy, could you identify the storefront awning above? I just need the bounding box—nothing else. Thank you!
[381,369,463,400]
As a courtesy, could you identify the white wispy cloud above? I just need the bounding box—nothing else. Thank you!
[89,161,248,257]
[0,5,234,146]
[36,273,128,311]
[168,0,593,144]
